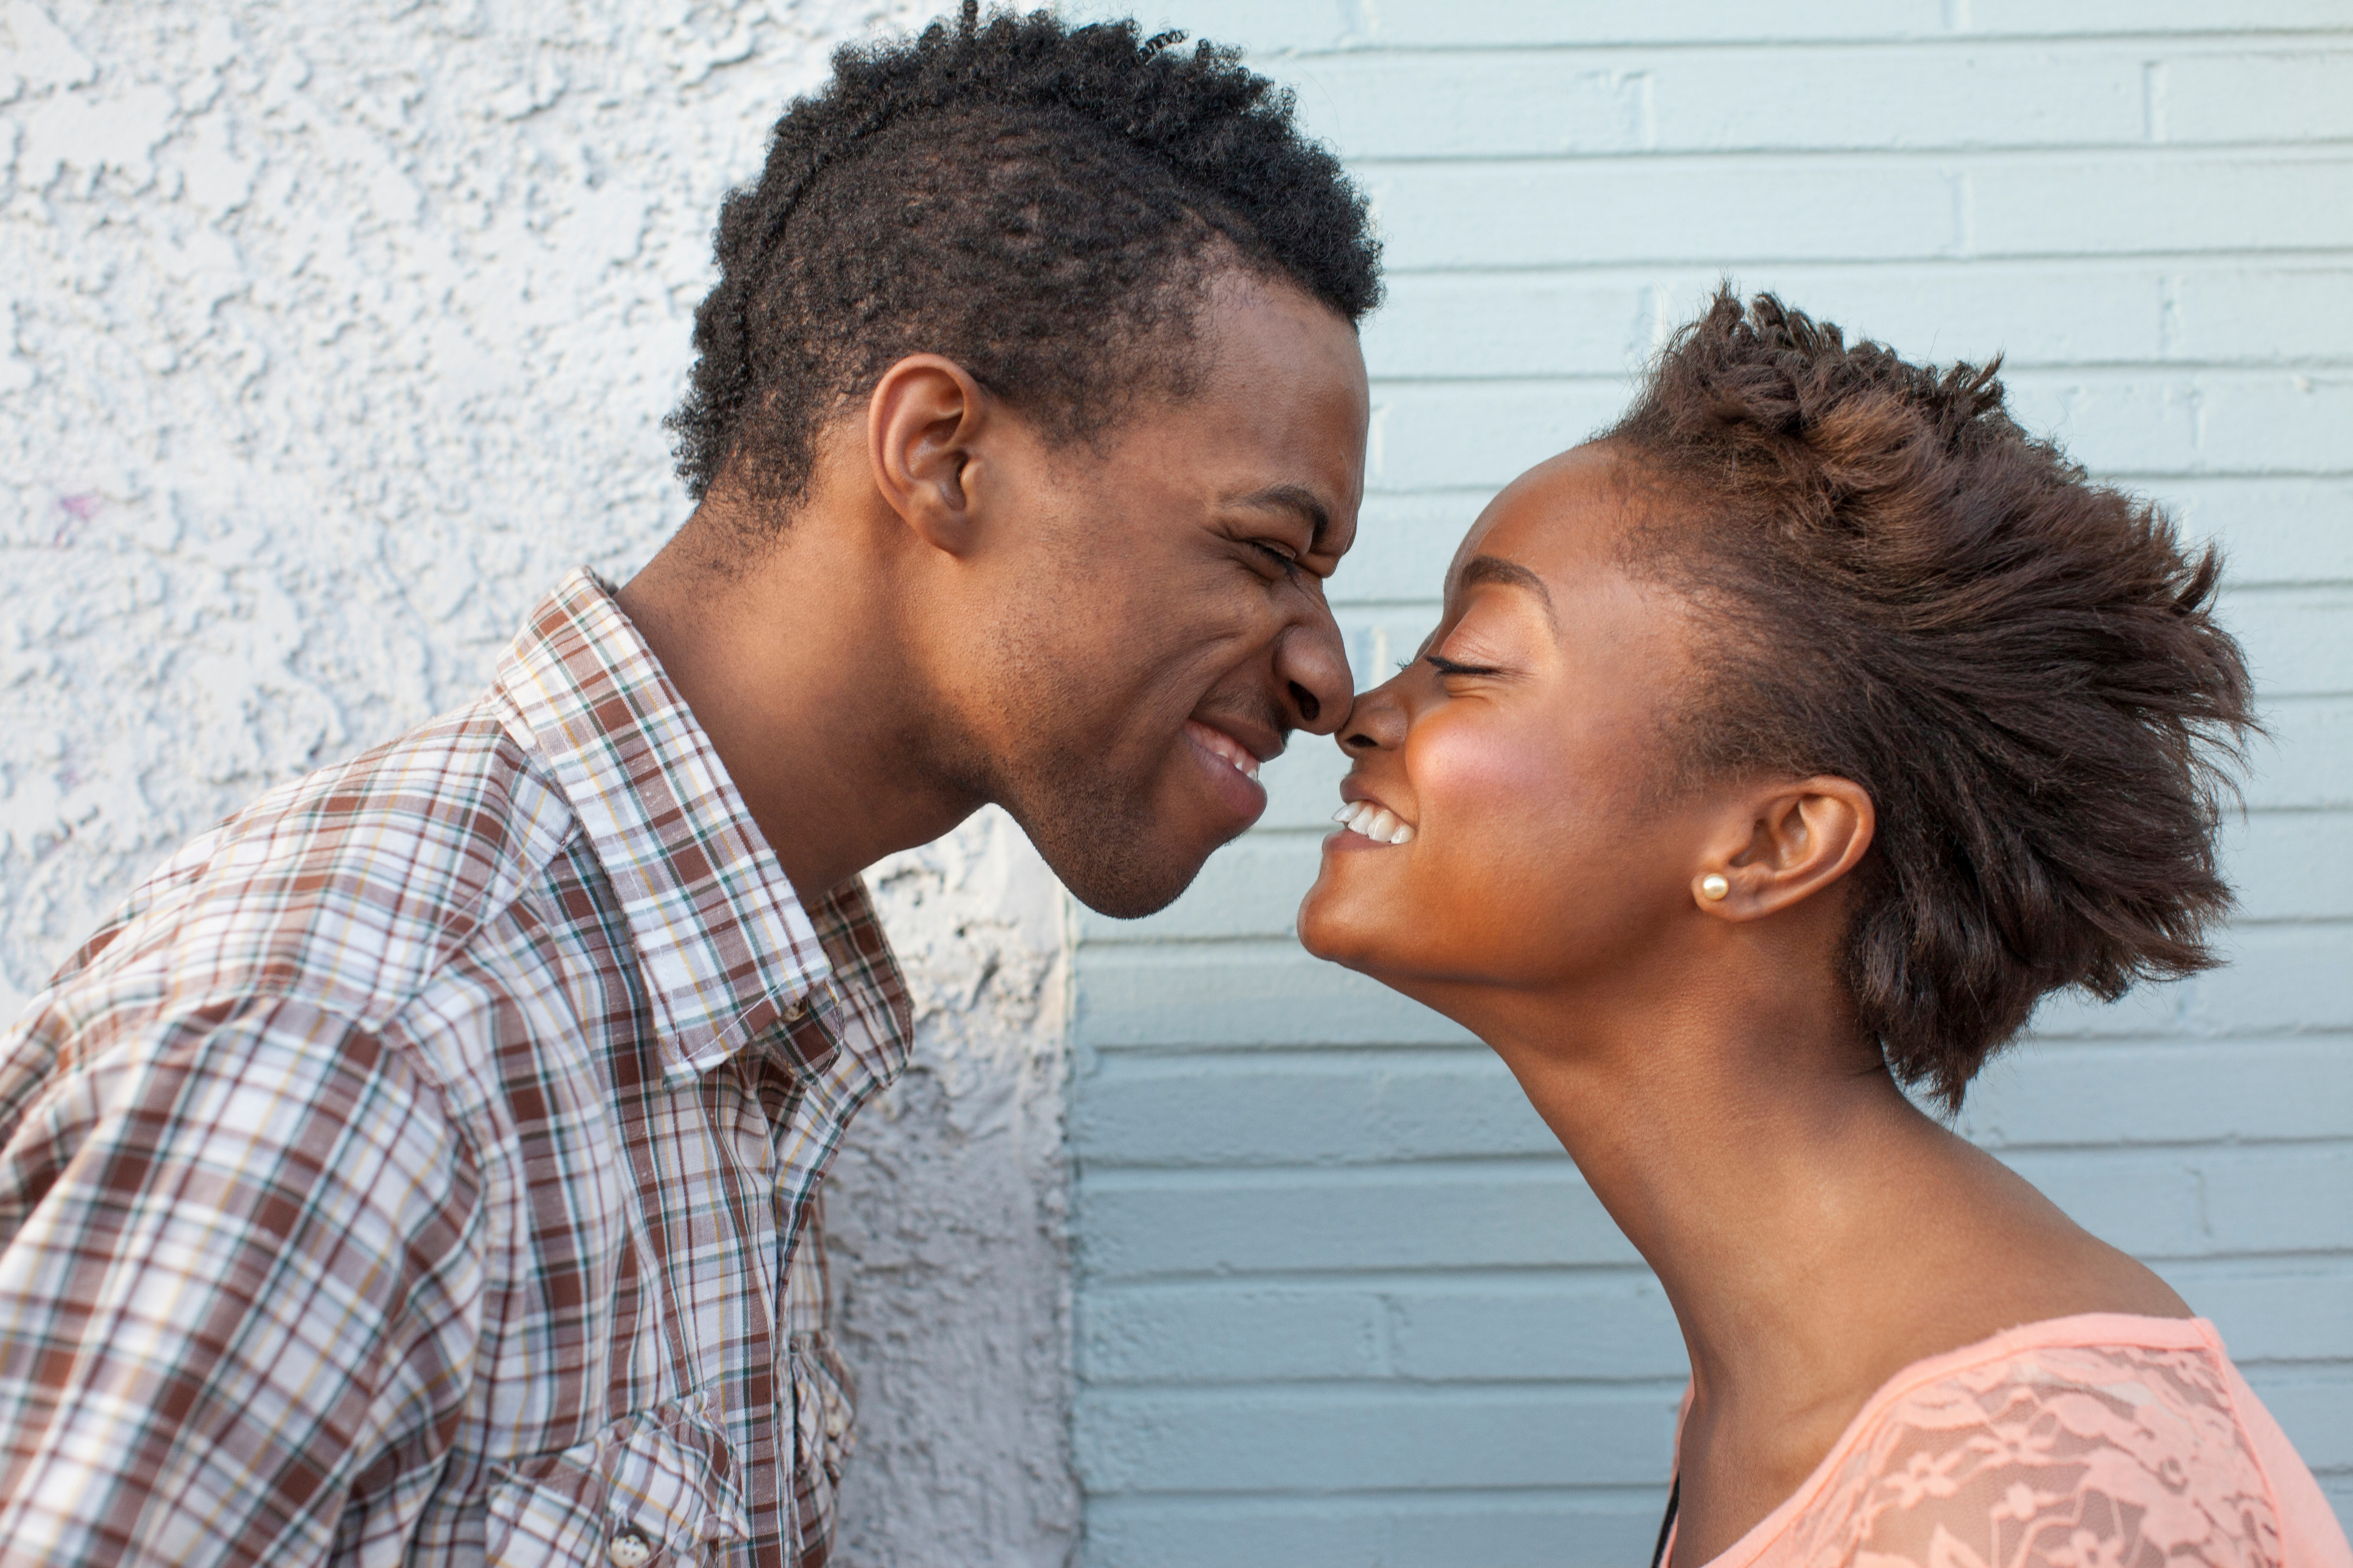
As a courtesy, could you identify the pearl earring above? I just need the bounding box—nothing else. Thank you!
[1700,873,1730,901]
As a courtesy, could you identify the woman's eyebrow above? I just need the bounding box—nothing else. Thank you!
[1455,554,1558,631]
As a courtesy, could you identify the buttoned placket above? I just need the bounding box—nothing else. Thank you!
[737,979,851,1559]
[779,983,842,1075]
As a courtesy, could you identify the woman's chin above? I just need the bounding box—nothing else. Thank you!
[1297,880,1401,974]
[1300,884,1510,1012]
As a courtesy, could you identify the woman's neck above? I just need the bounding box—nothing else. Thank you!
[1485,984,1948,1412]
[1455,982,1946,1562]
[1434,970,2188,1565]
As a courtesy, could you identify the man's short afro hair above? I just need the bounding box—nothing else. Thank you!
[666,2,1382,517]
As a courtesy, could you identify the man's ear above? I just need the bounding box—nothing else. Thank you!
[1688,776,1875,920]
[866,353,991,556]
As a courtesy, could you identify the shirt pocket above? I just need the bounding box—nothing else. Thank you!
[486,1397,752,1568]
[788,1332,856,1549]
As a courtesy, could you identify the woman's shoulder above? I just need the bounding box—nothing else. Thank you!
[1760,1315,2351,1568]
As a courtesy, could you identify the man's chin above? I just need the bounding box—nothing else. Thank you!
[995,760,1248,919]
[1049,841,1211,919]
[1023,815,1227,920]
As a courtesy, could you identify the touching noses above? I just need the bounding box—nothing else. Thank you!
[1277,605,1356,736]
[1338,671,1409,754]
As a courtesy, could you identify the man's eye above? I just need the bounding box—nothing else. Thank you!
[1253,541,1299,571]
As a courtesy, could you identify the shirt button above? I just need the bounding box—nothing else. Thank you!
[784,996,808,1021]
[607,1524,656,1568]
[823,1392,846,1439]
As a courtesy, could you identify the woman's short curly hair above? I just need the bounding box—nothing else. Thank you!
[667,3,1381,516]
[1605,289,2257,1112]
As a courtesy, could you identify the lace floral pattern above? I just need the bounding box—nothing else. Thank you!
[1781,1341,2282,1568]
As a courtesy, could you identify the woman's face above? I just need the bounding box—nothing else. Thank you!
[1298,442,1710,997]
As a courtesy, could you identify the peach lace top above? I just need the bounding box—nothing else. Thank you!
[1664,1314,2352,1568]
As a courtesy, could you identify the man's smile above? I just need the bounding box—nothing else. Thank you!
[1181,717,1273,825]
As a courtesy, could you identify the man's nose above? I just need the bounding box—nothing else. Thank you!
[1276,603,1354,736]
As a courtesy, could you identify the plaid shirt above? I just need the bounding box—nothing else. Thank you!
[0,569,912,1568]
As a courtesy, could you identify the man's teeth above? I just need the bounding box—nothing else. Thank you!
[1329,801,1415,845]
[1203,731,1260,779]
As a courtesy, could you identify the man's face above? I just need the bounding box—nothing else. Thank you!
[951,275,1368,917]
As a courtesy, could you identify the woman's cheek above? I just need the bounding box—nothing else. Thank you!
[1400,718,1578,939]
[1407,712,1560,856]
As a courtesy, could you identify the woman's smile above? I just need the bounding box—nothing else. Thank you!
[1328,792,1415,845]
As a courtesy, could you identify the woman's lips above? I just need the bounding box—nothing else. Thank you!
[1329,798,1414,845]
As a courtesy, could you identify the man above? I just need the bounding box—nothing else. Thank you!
[0,7,1377,1564]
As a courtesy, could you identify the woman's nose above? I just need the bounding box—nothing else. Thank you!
[1338,673,1410,752]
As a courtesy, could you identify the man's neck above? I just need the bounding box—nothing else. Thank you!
[615,500,983,902]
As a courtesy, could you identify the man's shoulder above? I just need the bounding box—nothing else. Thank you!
[36,689,582,1042]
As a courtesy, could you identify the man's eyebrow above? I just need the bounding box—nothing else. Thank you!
[1230,484,1334,550]
[1455,555,1558,629]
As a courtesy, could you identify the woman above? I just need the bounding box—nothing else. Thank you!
[1298,292,2350,1568]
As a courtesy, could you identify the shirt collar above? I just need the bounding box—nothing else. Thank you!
[494,567,833,1081]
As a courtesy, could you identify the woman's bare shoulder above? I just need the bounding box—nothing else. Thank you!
[1869,1131,2193,1381]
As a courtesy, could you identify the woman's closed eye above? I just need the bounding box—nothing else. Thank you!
[1426,652,1502,678]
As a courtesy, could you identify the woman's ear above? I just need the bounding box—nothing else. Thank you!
[866,353,990,556]
[1689,776,1875,920]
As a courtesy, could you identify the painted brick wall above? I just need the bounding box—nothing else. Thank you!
[1059,5,2353,1563]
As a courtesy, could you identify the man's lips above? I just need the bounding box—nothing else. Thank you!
[1181,718,1271,826]
[1185,719,1263,781]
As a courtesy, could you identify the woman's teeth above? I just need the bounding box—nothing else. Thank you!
[1330,801,1415,845]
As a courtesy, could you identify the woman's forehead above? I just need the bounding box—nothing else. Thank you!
[1448,444,1630,592]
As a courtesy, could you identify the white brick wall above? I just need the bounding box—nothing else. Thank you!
[1061,5,2353,1563]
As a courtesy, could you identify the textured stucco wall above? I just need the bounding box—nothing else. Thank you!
[0,3,1077,1563]
[829,811,1078,1567]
